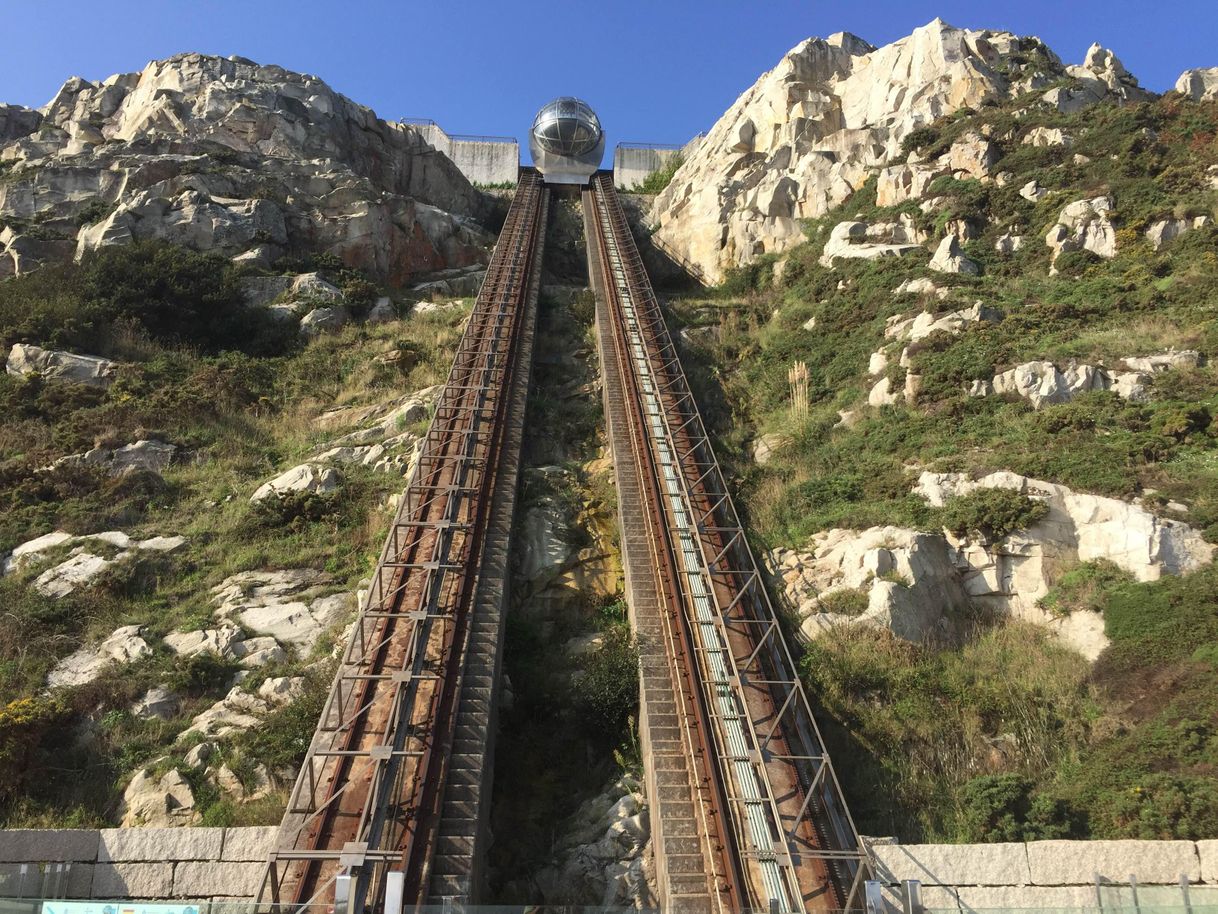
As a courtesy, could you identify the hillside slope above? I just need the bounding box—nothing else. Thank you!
[657,40,1218,841]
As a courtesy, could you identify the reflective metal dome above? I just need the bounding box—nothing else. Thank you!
[531,97,602,158]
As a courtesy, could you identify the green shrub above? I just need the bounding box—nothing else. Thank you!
[939,488,1049,539]
[958,774,1080,841]
[634,154,684,195]
[574,626,639,736]
[1039,560,1135,617]
[818,588,869,616]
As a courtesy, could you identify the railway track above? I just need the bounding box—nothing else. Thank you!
[585,172,866,914]
[259,171,548,913]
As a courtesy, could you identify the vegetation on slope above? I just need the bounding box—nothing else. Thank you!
[0,242,470,826]
[664,89,1218,840]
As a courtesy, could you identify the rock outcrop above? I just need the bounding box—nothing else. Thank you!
[0,53,492,283]
[211,569,352,655]
[1176,67,1218,102]
[250,463,340,502]
[971,351,1201,407]
[648,19,1151,282]
[770,467,1212,660]
[526,776,655,908]
[819,219,923,267]
[1045,196,1117,269]
[47,624,152,688]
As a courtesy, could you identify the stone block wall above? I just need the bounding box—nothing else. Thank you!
[867,839,1218,912]
[0,827,275,901]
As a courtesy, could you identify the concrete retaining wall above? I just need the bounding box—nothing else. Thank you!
[867,839,1218,912]
[410,122,519,186]
[613,136,703,190]
[0,827,275,901]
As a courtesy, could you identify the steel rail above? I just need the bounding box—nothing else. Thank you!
[586,185,745,914]
[258,172,547,914]
[588,172,867,912]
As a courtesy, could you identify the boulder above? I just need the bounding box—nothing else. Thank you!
[869,376,901,407]
[928,234,979,275]
[529,776,655,908]
[289,272,344,301]
[1022,126,1073,147]
[48,439,176,477]
[250,463,340,502]
[119,767,198,827]
[995,232,1023,254]
[130,687,180,721]
[893,277,946,298]
[947,132,1000,179]
[6,344,118,387]
[47,624,151,688]
[1019,180,1047,202]
[977,352,1199,408]
[178,687,271,740]
[366,297,397,324]
[753,432,784,465]
[886,301,1001,343]
[163,623,246,658]
[916,470,1214,583]
[771,527,972,643]
[1145,216,1209,250]
[1176,67,1218,102]
[820,220,922,267]
[239,275,292,307]
[876,162,949,206]
[34,552,114,598]
[1043,43,1155,112]
[1046,196,1117,268]
[2,530,74,575]
[299,306,349,336]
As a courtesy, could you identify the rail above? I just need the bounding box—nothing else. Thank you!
[586,172,866,913]
[258,172,548,914]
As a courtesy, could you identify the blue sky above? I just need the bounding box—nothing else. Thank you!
[2,0,1216,163]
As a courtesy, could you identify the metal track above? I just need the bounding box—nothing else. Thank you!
[585,173,867,914]
[259,171,548,913]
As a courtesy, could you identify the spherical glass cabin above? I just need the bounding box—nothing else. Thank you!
[529,96,605,185]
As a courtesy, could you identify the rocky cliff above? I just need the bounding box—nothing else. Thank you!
[0,53,491,283]
[649,19,1156,282]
